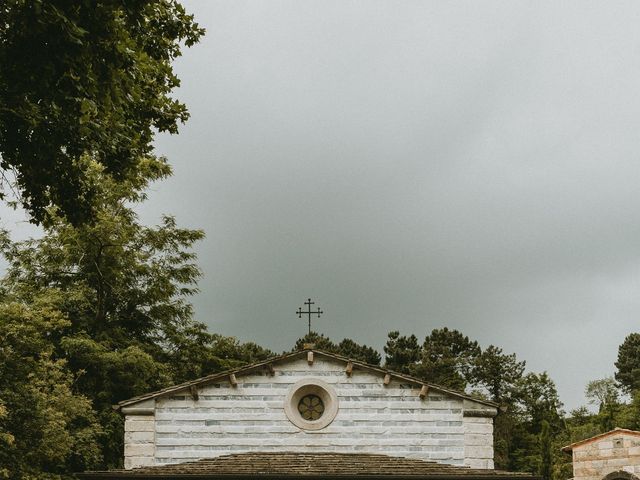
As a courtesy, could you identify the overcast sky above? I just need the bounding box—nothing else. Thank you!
[3,1,640,410]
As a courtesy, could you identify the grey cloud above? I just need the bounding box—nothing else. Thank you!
[4,0,640,409]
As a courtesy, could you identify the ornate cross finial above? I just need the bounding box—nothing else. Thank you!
[296,298,323,335]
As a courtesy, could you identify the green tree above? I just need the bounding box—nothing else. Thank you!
[585,377,620,408]
[615,333,640,393]
[294,332,337,352]
[538,420,552,480]
[337,338,381,365]
[501,373,564,476]
[469,346,525,471]
[0,295,102,479]
[411,328,480,389]
[585,377,620,431]
[471,345,526,403]
[616,390,640,431]
[0,157,268,469]
[0,1,204,224]
[293,333,381,365]
[515,372,563,432]
[383,331,421,374]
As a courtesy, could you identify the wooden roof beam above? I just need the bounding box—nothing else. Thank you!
[345,361,353,377]
[189,385,199,401]
[419,385,429,399]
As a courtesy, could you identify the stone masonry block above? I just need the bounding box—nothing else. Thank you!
[125,431,154,443]
[124,456,155,470]
[464,423,493,434]
[465,459,494,469]
[125,418,155,432]
[465,434,493,446]
[603,458,633,468]
[465,446,493,458]
[464,417,492,424]
[125,443,155,457]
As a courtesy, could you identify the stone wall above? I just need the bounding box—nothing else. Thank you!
[571,432,640,480]
[462,400,494,469]
[124,356,496,469]
[122,399,155,470]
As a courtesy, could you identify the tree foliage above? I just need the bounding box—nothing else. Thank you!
[615,333,640,393]
[0,157,271,473]
[411,328,480,390]
[0,295,102,479]
[585,377,620,431]
[0,0,204,224]
[538,420,552,480]
[383,331,420,373]
[293,332,381,365]
[471,345,526,403]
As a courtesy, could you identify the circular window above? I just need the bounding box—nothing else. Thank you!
[284,378,338,430]
[298,394,325,420]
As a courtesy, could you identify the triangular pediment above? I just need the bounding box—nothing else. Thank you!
[561,428,640,452]
[116,348,497,410]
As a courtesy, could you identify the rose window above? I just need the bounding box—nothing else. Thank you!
[297,394,325,420]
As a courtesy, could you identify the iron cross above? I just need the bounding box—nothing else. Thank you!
[297,298,323,335]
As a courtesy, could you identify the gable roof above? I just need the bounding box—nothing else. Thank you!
[77,452,534,479]
[116,348,498,409]
[561,428,640,453]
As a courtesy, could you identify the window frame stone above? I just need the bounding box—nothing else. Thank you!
[284,378,339,431]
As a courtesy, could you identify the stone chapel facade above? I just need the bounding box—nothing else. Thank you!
[114,349,498,471]
[563,428,640,480]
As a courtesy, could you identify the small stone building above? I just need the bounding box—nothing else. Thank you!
[78,348,537,479]
[563,428,640,480]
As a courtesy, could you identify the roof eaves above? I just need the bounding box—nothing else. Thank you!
[561,428,640,452]
[311,350,498,408]
[115,348,498,410]
[115,350,305,410]
[77,474,537,480]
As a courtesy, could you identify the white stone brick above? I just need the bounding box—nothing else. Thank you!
[464,434,492,446]
[123,356,494,467]
[464,416,492,424]
[125,431,154,443]
[124,456,155,470]
[465,459,493,469]
[464,422,493,434]
[464,446,493,458]
[125,417,155,432]
[125,443,155,457]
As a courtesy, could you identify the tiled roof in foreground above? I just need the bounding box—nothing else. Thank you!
[77,452,537,479]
